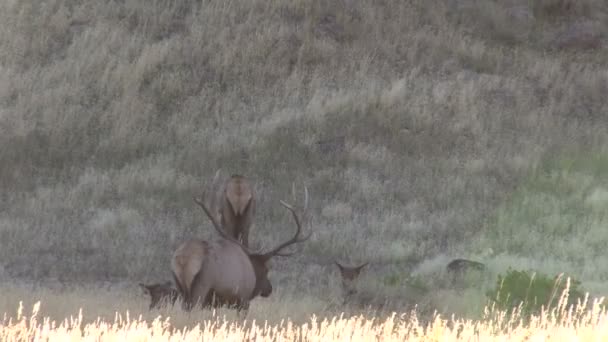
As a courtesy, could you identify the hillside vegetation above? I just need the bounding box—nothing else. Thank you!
[1,0,608,321]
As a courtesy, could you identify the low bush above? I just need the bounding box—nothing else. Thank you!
[487,268,586,320]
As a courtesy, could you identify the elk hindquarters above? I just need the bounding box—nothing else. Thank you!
[224,175,254,216]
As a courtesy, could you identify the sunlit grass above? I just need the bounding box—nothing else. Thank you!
[2,293,607,341]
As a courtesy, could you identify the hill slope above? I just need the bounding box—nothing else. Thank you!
[0,0,607,317]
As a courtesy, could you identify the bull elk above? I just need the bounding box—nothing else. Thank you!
[171,186,310,312]
[139,281,179,310]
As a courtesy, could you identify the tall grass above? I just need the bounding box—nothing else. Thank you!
[1,293,607,341]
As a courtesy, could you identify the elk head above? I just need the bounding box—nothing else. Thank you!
[139,281,179,310]
[335,261,368,299]
[194,185,311,300]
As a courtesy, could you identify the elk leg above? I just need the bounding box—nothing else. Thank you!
[189,274,212,311]
[172,271,191,310]
[236,300,249,319]
[204,291,222,309]
[184,269,208,311]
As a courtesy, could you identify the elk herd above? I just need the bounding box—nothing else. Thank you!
[140,172,315,314]
[139,172,487,314]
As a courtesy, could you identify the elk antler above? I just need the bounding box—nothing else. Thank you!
[260,186,311,259]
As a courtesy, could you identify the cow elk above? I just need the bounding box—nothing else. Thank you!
[335,261,368,304]
[171,185,310,313]
[205,172,256,248]
[139,281,179,310]
[220,174,255,248]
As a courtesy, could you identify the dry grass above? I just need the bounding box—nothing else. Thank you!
[0,0,607,326]
[1,290,607,341]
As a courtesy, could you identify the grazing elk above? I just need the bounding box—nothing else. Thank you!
[446,258,486,288]
[171,187,310,313]
[139,281,179,310]
[446,258,485,274]
[331,261,395,312]
[335,261,368,303]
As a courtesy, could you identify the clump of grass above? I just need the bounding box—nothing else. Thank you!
[487,269,586,321]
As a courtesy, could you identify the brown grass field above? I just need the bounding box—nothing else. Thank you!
[1,0,608,339]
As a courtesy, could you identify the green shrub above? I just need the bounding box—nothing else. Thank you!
[487,268,586,319]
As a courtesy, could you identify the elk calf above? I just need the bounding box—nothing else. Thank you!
[219,174,255,248]
[335,261,368,303]
[139,281,179,310]
[446,258,486,288]
[446,258,485,274]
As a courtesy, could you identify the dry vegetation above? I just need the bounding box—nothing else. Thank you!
[2,295,608,341]
[1,0,608,338]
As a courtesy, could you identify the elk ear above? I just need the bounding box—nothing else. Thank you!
[335,261,345,272]
[353,262,368,274]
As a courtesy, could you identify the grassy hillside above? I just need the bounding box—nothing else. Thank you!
[1,0,607,320]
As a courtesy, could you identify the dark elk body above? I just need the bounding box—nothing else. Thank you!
[171,183,310,312]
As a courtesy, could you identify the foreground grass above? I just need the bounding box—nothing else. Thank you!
[2,297,608,341]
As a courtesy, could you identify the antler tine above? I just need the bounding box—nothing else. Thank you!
[212,168,222,184]
[261,197,312,259]
[194,195,255,253]
[209,169,222,217]
[193,194,223,236]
